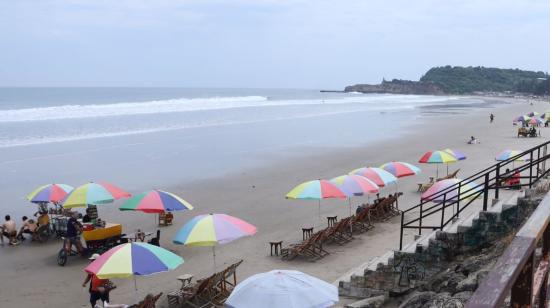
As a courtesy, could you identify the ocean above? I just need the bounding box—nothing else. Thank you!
[0,88,502,216]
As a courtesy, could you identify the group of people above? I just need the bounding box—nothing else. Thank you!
[0,212,49,245]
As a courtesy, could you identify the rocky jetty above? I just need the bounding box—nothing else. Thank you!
[344,79,444,95]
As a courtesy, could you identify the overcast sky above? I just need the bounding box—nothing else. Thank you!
[1,0,549,89]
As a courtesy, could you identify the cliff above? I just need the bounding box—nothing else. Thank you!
[344,79,445,95]
[343,66,549,95]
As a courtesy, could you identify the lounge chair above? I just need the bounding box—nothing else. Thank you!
[417,177,435,192]
[437,169,460,182]
[168,260,244,308]
[323,216,353,245]
[351,207,374,233]
[281,231,328,261]
[128,292,163,308]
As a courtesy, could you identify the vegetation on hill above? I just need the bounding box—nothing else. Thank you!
[420,66,550,95]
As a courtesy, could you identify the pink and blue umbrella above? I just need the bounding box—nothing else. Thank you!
[27,184,73,204]
[495,150,529,162]
[329,175,379,197]
[421,179,482,202]
[380,162,421,178]
[349,167,397,187]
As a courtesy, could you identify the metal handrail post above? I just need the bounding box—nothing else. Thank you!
[419,203,423,235]
[456,182,461,219]
[483,173,489,211]
[440,194,446,229]
[530,151,534,188]
[399,212,404,250]
[495,162,500,200]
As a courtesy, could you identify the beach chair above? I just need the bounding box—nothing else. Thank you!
[437,169,460,182]
[323,217,353,245]
[370,199,393,221]
[389,193,403,215]
[351,207,374,233]
[212,260,244,305]
[128,292,163,308]
[417,177,434,192]
[158,212,173,226]
[281,231,327,261]
[172,274,215,308]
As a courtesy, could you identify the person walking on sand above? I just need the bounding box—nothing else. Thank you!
[83,254,115,308]
[490,113,494,123]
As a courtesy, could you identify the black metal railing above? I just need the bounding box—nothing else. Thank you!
[399,140,550,250]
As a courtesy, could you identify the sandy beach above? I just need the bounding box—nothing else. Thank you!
[1,96,548,307]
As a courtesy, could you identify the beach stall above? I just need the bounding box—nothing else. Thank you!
[25,183,74,242]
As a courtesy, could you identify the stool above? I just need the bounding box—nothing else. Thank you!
[302,227,313,240]
[177,274,194,289]
[269,241,283,256]
[327,216,337,227]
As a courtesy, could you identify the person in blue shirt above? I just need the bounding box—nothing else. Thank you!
[65,213,84,256]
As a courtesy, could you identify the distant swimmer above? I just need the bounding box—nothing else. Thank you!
[490,113,494,123]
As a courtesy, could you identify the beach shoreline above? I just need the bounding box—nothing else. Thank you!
[1,96,548,307]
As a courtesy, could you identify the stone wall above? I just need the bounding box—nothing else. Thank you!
[339,193,543,307]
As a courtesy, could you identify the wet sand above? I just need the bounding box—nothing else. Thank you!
[0,97,548,307]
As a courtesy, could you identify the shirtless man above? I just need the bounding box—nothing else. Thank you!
[1,215,18,245]
[17,216,38,241]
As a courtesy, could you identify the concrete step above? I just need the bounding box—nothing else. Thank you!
[365,250,394,271]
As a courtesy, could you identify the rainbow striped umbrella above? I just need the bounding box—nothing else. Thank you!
[285,180,346,200]
[173,213,256,246]
[119,190,193,213]
[286,180,346,222]
[418,150,457,164]
[495,150,529,162]
[27,184,73,204]
[173,213,256,269]
[527,111,540,117]
[419,150,457,178]
[62,181,131,208]
[349,167,397,187]
[540,112,550,120]
[84,242,183,279]
[380,162,421,178]
[443,149,467,161]
[421,179,482,202]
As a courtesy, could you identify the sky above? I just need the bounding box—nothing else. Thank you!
[1,0,549,89]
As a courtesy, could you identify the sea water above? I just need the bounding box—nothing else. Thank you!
[0,88,501,215]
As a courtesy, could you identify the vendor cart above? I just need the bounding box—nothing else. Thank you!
[57,222,122,266]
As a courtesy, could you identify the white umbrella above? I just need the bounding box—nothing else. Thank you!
[226,270,338,308]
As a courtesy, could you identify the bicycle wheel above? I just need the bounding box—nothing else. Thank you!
[57,249,67,266]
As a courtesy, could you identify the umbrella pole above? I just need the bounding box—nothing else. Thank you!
[348,198,352,216]
[436,165,439,179]
[447,164,449,176]
[212,246,217,272]
[318,200,321,224]
[134,277,138,291]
